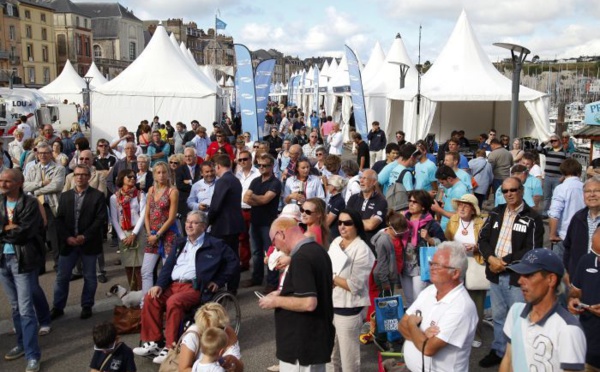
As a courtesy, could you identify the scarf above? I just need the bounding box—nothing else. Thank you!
[116,186,138,231]
[402,211,434,247]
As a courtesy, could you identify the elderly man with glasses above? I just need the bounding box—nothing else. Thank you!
[302,131,320,160]
[400,241,478,372]
[477,176,544,368]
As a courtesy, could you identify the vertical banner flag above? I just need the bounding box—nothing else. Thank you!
[233,68,240,114]
[313,66,320,116]
[255,59,276,137]
[345,45,368,138]
[292,75,301,106]
[301,70,306,112]
[234,44,258,141]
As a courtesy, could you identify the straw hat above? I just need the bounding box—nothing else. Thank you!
[451,194,480,216]
[280,204,301,221]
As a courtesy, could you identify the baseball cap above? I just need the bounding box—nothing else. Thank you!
[507,248,564,276]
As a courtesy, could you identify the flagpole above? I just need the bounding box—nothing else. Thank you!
[214,13,217,68]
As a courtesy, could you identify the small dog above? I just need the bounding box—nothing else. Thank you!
[106,284,143,308]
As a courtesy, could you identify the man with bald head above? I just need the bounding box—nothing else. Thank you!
[258,217,334,371]
[347,169,388,247]
[282,144,303,181]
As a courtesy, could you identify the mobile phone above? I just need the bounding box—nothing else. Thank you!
[576,302,590,310]
[254,291,265,299]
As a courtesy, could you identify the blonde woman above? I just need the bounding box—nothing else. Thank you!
[142,161,179,294]
[8,129,24,167]
[178,303,243,372]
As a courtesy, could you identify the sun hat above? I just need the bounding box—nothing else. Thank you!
[451,194,480,216]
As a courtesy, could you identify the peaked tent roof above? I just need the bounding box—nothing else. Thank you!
[361,41,385,84]
[389,10,544,102]
[365,34,418,96]
[225,77,234,87]
[328,54,348,88]
[84,62,108,88]
[40,59,86,94]
[95,25,215,97]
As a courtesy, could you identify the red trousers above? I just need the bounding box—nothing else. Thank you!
[367,266,379,322]
[239,209,251,269]
[140,282,201,348]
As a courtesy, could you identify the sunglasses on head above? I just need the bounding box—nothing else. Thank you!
[300,207,315,215]
[338,219,354,227]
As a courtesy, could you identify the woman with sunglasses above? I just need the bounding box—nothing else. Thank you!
[110,169,146,291]
[313,146,327,175]
[300,198,329,245]
[283,158,325,205]
[167,154,182,185]
[326,175,347,241]
[401,190,445,308]
[135,154,153,193]
[445,194,486,348]
[328,209,375,372]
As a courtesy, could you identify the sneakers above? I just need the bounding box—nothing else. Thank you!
[152,347,169,364]
[97,274,108,283]
[26,359,40,372]
[133,341,161,357]
[266,365,280,371]
[49,308,64,320]
[479,350,502,368]
[472,339,482,348]
[4,345,24,361]
[38,325,52,336]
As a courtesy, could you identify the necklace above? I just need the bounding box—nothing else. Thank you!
[460,218,472,236]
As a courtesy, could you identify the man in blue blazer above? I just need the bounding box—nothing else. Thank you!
[208,154,244,293]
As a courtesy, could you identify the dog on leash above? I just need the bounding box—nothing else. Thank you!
[106,284,143,308]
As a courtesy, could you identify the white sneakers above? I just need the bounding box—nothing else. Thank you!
[152,348,169,364]
[132,341,160,357]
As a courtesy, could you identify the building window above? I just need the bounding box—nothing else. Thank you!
[85,37,91,57]
[26,44,33,61]
[41,13,46,23]
[84,19,88,28]
[7,4,14,17]
[43,68,50,83]
[25,10,31,19]
[9,26,16,41]
[41,28,47,41]
[93,45,102,58]
[129,42,136,60]
[76,17,80,27]
[10,46,17,59]
[76,36,82,55]
[28,67,35,83]
[42,46,48,62]
[25,25,32,38]
[57,35,66,57]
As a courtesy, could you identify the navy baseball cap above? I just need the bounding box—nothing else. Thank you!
[507,248,564,276]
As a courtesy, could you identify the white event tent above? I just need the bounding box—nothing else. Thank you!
[364,35,418,139]
[84,62,108,88]
[39,60,86,104]
[387,10,551,143]
[91,24,218,145]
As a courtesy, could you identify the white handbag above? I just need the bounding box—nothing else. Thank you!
[465,256,490,290]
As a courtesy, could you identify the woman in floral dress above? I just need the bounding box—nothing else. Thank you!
[142,161,179,294]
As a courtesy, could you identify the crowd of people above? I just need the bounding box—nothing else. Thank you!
[0,106,598,372]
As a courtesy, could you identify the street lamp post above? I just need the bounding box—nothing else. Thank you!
[83,76,93,130]
[494,42,530,142]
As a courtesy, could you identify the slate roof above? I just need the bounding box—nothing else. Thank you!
[17,0,55,11]
[46,0,88,16]
[73,1,141,22]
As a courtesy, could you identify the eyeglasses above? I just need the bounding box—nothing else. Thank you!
[550,139,559,143]
[316,153,323,156]
[299,207,314,215]
[73,173,90,177]
[338,219,354,227]
[79,157,91,161]
[169,161,179,165]
[257,164,271,168]
[126,174,135,179]
[253,145,259,149]
[501,188,520,194]
[584,189,600,194]
[238,157,250,162]
[97,144,107,148]
[428,260,456,270]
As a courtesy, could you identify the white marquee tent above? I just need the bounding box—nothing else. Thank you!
[84,62,108,88]
[387,10,551,143]
[91,25,218,145]
[39,60,86,104]
[362,41,385,84]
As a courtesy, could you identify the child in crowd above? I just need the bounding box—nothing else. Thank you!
[192,327,229,372]
[89,322,136,372]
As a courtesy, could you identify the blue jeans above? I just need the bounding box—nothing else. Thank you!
[0,255,41,361]
[32,271,51,327]
[250,224,278,287]
[53,247,98,310]
[492,179,503,195]
[543,175,561,216]
[490,274,524,357]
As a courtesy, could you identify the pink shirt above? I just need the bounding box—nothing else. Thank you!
[322,121,334,136]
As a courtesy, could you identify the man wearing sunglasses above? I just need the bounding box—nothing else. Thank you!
[236,150,260,273]
[538,133,570,218]
[477,177,544,368]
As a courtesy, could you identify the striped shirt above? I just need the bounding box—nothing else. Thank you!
[495,203,524,258]
[587,211,600,253]
[543,148,569,177]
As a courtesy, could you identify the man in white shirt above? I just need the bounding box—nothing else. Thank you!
[110,126,129,159]
[235,150,260,272]
[187,162,216,212]
[400,242,478,372]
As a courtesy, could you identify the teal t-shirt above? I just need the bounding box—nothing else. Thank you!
[3,200,16,254]
[415,159,437,191]
[441,181,469,231]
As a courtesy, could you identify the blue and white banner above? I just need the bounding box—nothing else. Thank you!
[255,59,276,137]
[345,45,368,138]
[234,44,258,140]
[287,76,294,105]
[216,17,227,30]
[313,66,320,115]
[292,75,301,106]
[233,69,240,114]
[584,100,600,125]
[301,70,306,111]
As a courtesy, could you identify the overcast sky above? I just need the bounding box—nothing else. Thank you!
[75,0,599,64]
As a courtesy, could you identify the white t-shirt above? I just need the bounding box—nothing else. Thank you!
[503,302,586,372]
[192,360,225,372]
[404,284,478,372]
[181,325,242,361]
[529,164,543,179]
[452,219,476,256]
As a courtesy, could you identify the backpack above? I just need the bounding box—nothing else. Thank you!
[385,168,415,211]
[159,328,200,372]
